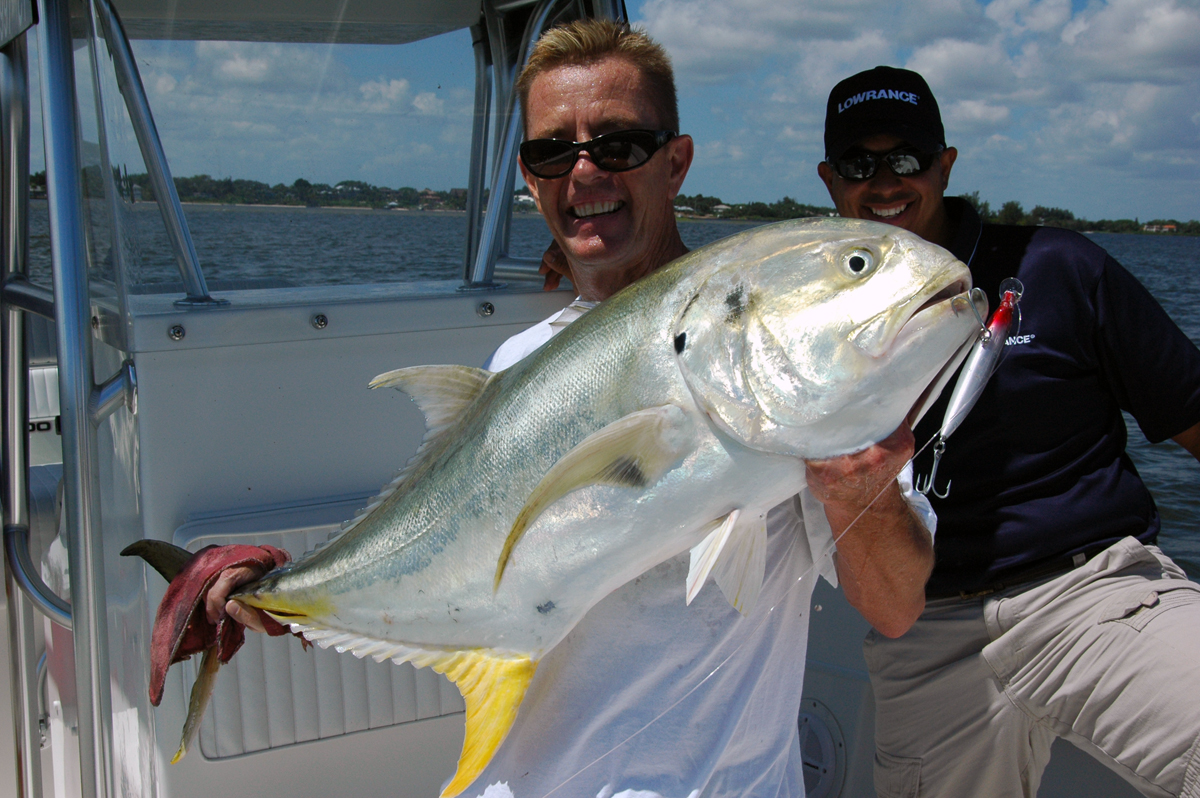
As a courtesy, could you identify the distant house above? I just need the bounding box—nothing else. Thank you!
[513,194,537,209]
[1143,224,1176,232]
[419,189,443,209]
[675,205,695,215]
[713,204,731,216]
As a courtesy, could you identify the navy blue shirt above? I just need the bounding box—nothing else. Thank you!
[914,199,1200,596]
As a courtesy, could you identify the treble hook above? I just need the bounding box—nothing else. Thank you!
[915,437,952,498]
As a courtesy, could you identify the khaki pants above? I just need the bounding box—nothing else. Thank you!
[864,537,1200,798]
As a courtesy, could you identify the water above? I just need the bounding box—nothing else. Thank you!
[24,204,1199,576]
[1087,233,1200,577]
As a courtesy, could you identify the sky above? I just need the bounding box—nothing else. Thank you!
[33,0,1200,221]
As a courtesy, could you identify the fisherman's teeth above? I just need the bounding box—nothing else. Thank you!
[572,201,622,218]
[872,204,908,219]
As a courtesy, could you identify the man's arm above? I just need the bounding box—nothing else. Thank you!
[1172,419,1200,462]
[805,424,934,638]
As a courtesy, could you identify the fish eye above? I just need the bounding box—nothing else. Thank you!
[843,248,875,277]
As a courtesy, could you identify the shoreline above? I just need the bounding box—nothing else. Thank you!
[24,198,1196,235]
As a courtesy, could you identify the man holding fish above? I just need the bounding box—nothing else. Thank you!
[817,66,1200,798]
[466,20,943,796]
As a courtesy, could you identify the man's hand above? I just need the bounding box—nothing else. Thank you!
[205,566,270,633]
[805,424,933,637]
[539,240,574,291]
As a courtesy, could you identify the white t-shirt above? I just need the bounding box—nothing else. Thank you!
[470,306,933,798]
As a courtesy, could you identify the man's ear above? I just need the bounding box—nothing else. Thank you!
[665,134,695,200]
[938,147,958,191]
[518,160,544,214]
[817,160,837,199]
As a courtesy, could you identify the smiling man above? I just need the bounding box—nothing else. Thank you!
[818,66,1200,798]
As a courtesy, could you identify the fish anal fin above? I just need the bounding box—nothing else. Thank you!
[686,509,768,615]
[432,651,537,798]
[370,365,493,432]
[494,404,693,590]
[713,512,768,615]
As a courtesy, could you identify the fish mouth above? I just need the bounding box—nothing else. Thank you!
[850,272,970,358]
[913,277,970,315]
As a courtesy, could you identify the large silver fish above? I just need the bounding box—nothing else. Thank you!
[220,218,981,796]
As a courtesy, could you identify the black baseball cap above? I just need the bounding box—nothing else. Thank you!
[824,66,945,160]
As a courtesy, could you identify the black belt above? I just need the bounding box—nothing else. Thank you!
[926,543,1111,601]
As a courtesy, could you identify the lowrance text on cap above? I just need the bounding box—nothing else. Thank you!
[824,66,944,161]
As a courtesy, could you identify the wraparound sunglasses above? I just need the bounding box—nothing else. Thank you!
[831,145,943,181]
[520,129,677,179]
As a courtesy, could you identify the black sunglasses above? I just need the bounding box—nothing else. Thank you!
[520,129,676,179]
[830,145,943,181]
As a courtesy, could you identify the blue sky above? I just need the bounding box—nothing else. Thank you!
[35,0,1200,221]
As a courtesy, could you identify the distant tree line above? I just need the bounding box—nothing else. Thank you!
[26,172,1196,235]
[110,173,471,210]
[957,191,1200,236]
[674,193,836,220]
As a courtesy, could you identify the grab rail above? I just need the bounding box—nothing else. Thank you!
[465,0,561,287]
[4,525,72,627]
[1,30,52,798]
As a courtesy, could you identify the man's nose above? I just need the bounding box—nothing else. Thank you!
[866,164,904,192]
[571,151,607,182]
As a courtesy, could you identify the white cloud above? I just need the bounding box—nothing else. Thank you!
[152,73,176,95]
[360,78,411,110]
[412,92,445,116]
[907,38,1015,93]
[944,99,1011,131]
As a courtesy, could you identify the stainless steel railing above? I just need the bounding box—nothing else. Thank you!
[35,0,116,794]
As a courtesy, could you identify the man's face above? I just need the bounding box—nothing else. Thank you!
[520,56,692,281]
[818,133,958,247]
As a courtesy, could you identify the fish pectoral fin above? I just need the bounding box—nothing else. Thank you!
[494,404,693,590]
[369,365,493,432]
[429,650,537,798]
[687,509,768,615]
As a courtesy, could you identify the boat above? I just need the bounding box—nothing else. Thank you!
[0,0,1143,796]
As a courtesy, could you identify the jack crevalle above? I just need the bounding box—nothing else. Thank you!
[148,218,983,797]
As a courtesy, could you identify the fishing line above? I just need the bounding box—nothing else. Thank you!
[533,442,939,798]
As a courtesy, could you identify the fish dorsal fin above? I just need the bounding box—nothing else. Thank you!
[494,404,694,590]
[319,366,495,546]
[686,508,768,615]
[277,618,534,798]
[370,365,493,434]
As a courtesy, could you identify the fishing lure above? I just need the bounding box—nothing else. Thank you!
[917,278,1024,498]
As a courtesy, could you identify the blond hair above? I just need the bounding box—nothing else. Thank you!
[517,18,679,133]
